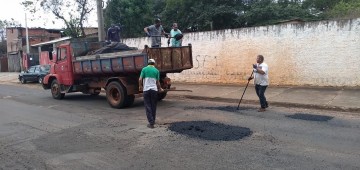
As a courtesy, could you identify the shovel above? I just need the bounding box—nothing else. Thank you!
[237,70,254,110]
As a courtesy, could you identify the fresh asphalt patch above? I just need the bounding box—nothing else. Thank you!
[183,106,253,112]
[286,113,334,122]
[168,121,252,141]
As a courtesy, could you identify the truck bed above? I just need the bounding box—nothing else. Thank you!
[72,45,193,75]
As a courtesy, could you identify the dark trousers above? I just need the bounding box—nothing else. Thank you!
[143,90,158,125]
[255,84,268,109]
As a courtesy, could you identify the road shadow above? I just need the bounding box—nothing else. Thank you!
[183,106,253,113]
[61,93,107,101]
[286,113,334,122]
[168,121,252,141]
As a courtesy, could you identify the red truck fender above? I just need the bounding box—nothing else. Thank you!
[42,74,62,90]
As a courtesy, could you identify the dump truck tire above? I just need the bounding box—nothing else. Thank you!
[158,92,167,101]
[106,81,126,108]
[51,79,65,99]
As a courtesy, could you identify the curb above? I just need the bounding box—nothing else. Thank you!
[167,94,360,113]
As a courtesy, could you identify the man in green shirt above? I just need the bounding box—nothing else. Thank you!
[139,59,164,128]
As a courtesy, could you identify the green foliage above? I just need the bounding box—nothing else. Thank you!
[103,0,360,38]
[244,0,319,26]
[326,0,360,19]
[105,0,153,38]
[302,0,340,11]
[159,0,245,31]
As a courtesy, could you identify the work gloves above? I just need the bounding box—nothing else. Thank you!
[146,32,151,37]
[253,64,258,69]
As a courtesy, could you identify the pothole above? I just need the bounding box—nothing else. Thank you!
[286,113,333,122]
[168,121,252,141]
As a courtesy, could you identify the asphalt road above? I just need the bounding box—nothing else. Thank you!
[0,83,359,170]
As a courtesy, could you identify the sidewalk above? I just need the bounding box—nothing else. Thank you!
[0,72,19,84]
[169,83,360,113]
[1,72,359,112]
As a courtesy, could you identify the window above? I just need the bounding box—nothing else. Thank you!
[57,48,67,61]
[28,67,35,73]
[34,66,40,73]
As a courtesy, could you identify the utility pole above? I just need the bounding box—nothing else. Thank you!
[96,0,105,42]
[25,13,30,53]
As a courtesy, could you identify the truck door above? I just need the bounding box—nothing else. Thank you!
[54,47,72,85]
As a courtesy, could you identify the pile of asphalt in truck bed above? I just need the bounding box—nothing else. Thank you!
[168,121,252,141]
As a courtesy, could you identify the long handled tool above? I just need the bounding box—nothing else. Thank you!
[237,70,254,110]
[163,87,192,92]
[151,34,183,40]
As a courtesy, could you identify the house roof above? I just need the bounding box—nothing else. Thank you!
[31,36,72,47]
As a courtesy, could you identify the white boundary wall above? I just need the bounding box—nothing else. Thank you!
[123,18,360,87]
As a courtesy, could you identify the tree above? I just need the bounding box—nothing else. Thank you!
[104,0,153,38]
[302,0,343,12]
[160,0,246,32]
[104,0,358,38]
[326,0,360,19]
[21,0,94,38]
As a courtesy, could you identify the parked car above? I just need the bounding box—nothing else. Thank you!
[19,65,51,84]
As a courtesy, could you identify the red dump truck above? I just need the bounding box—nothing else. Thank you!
[42,38,193,108]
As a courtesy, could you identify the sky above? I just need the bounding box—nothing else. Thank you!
[0,0,104,29]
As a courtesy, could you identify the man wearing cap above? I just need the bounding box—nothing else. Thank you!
[144,18,168,47]
[139,59,164,128]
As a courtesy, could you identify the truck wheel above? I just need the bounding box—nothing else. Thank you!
[20,77,26,84]
[106,81,126,108]
[158,92,167,101]
[124,95,135,107]
[51,80,65,99]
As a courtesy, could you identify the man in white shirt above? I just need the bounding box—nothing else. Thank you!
[248,55,269,112]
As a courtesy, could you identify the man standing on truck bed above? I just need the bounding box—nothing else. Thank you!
[170,23,182,47]
[107,24,121,42]
[139,59,164,128]
[144,18,168,47]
